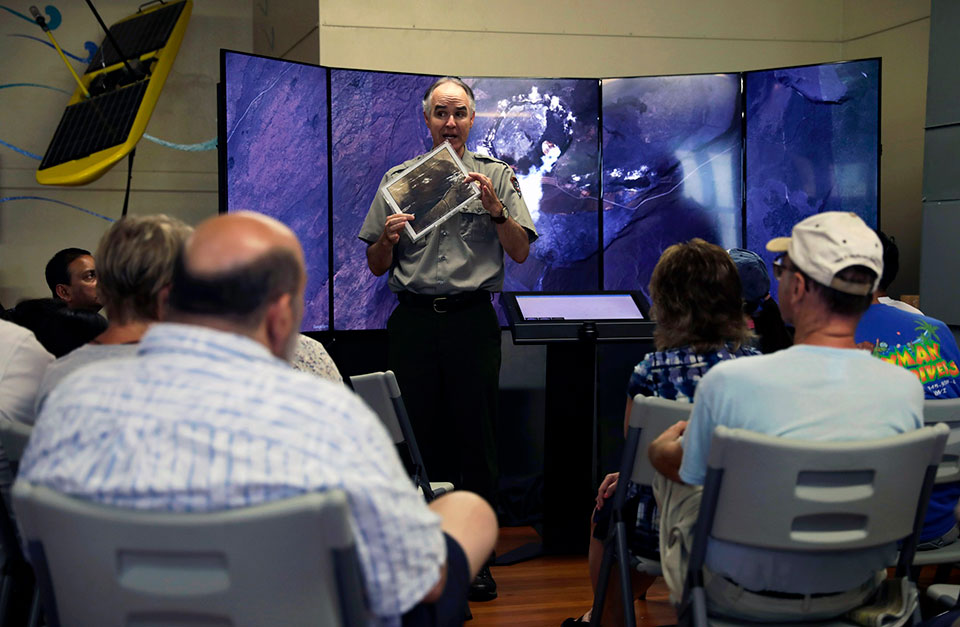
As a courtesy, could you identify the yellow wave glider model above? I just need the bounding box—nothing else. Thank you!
[36,0,192,186]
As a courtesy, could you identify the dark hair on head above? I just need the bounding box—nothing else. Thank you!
[45,248,91,297]
[422,77,476,116]
[796,264,877,316]
[649,238,753,352]
[876,230,899,291]
[167,247,302,329]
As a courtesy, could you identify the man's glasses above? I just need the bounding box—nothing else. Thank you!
[772,255,794,280]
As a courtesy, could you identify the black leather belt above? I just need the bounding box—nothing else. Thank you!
[397,290,491,314]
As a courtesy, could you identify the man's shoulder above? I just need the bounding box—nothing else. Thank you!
[469,151,514,174]
[384,153,429,178]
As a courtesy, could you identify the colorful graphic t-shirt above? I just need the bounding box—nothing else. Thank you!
[856,304,960,399]
[856,303,960,542]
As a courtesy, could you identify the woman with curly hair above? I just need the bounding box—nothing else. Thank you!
[564,238,759,627]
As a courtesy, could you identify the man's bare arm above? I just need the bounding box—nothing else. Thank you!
[494,215,530,263]
[648,420,688,484]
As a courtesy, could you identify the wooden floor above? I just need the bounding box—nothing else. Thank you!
[468,526,678,626]
[470,528,960,626]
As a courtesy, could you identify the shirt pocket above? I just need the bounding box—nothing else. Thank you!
[459,205,495,243]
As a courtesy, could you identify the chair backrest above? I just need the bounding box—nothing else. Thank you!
[350,371,404,444]
[701,424,948,552]
[12,482,369,627]
[628,395,694,486]
[924,397,960,483]
[0,420,32,468]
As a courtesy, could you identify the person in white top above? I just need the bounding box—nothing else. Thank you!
[0,320,53,424]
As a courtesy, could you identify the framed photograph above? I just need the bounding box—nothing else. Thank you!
[379,141,481,241]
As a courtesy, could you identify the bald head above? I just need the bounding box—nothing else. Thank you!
[168,212,306,358]
[185,211,303,276]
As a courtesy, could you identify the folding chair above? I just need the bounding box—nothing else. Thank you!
[680,423,948,627]
[12,482,370,627]
[912,398,960,572]
[590,395,694,627]
[350,370,453,501]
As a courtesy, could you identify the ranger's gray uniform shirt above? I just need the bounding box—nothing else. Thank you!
[359,150,538,294]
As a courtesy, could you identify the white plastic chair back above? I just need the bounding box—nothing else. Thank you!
[924,397,960,483]
[12,482,369,627]
[628,395,694,486]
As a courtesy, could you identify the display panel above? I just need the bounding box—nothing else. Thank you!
[466,78,601,314]
[222,51,330,331]
[219,51,880,332]
[602,74,742,297]
[331,73,600,331]
[330,69,438,331]
[745,59,880,280]
[516,294,644,320]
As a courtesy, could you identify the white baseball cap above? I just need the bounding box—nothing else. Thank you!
[766,212,882,295]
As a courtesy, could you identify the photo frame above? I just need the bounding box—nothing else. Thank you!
[379,141,480,241]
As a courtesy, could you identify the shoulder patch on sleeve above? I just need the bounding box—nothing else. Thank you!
[510,175,522,198]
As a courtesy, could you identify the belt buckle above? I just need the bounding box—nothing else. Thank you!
[432,297,449,314]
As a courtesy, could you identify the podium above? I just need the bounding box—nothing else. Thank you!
[497,293,654,562]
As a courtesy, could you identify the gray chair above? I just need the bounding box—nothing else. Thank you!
[0,420,32,473]
[590,395,694,627]
[12,481,370,627]
[680,423,948,627]
[908,398,960,570]
[349,370,453,500]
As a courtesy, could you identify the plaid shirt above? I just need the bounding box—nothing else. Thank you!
[21,323,444,622]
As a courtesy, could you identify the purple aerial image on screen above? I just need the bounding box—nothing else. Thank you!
[602,74,742,297]
[332,72,599,330]
[224,53,329,331]
[745,59,879,281]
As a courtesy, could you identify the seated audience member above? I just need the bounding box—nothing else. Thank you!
[291,334,343,384]
[21,211,496,625]
[44,247,102,313]
[34,215,193,415]
[565,239,759,627]
[873,230,923,314]
[855,233,960,549]
[6,298,107,357]
[0,320,53,424]
[728,247,793,354]
[648,212,923,623]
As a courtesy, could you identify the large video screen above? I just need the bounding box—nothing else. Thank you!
[331,73,600,330]
[330,70,438,331]
[222,52,330,331]
[220,51,880,331]
[602,74,742,297]
[745,59,880,277]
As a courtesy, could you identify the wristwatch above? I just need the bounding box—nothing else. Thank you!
[491,204,509,224]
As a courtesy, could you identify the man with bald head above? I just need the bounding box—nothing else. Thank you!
[22,211,497,625]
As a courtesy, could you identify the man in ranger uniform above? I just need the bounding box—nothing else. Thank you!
[359,76,538,601]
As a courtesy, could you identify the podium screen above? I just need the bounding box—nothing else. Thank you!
[515,294,644,320]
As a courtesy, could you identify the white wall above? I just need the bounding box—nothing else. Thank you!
[0,0,251,306]
[842,0,931,297]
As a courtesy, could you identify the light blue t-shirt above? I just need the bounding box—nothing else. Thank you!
[680,344,924,594]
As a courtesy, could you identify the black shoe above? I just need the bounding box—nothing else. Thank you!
[468,564,497,602]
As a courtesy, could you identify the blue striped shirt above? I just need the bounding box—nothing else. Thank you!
[21,323,444,623]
